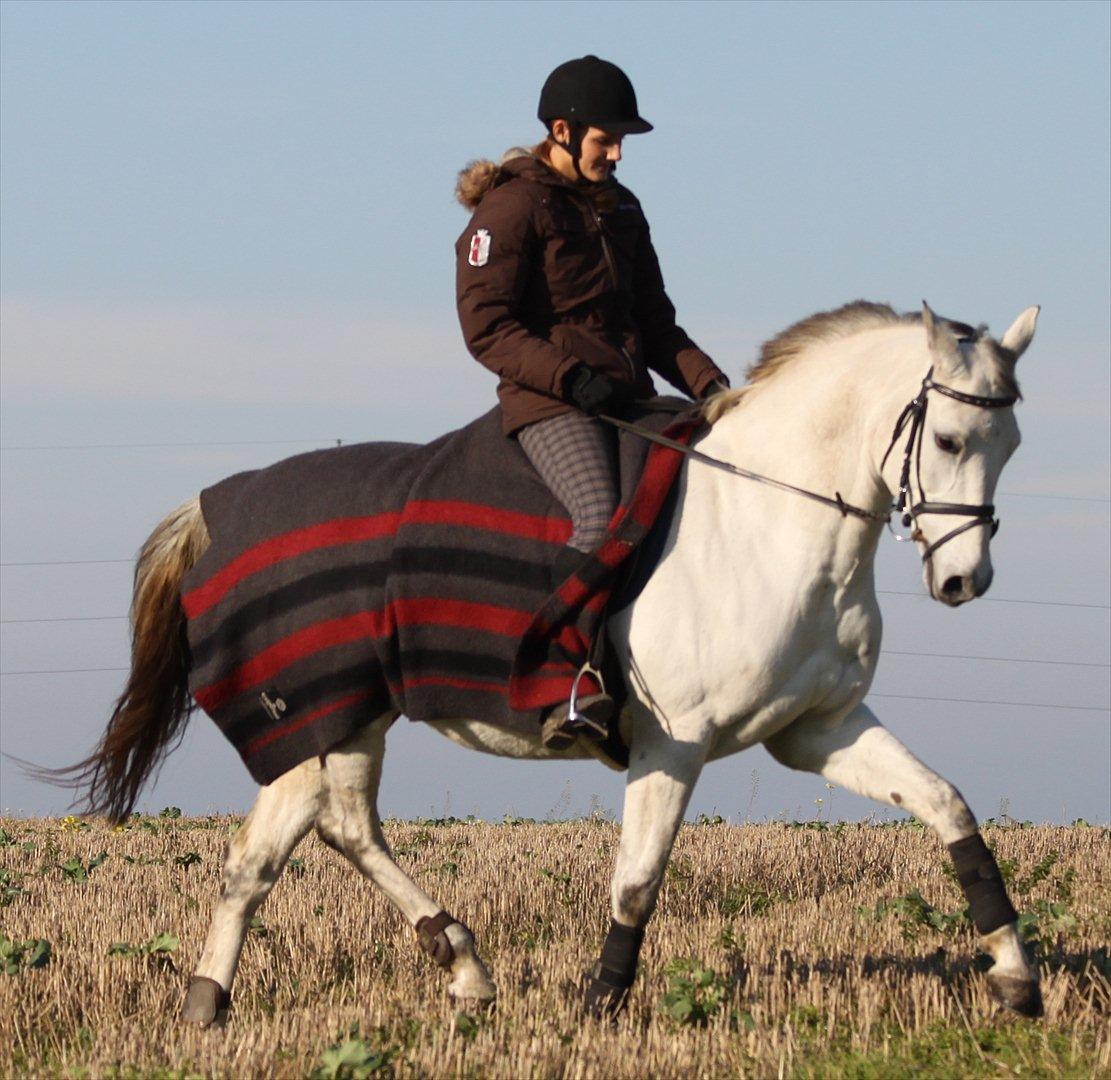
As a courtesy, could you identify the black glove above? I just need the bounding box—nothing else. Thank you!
[564,363,627,416]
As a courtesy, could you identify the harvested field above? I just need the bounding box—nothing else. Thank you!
[0,815,1107,1078]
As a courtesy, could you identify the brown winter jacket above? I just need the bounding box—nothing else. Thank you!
[455,148,727,435]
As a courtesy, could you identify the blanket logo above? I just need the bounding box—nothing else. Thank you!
[468,228,491,267]
[259,689,288,721]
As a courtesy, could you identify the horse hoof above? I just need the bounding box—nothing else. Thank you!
[182,976,231,1027]
[452,994,497,1013]
[988,972,1044,1018]
[583,974,630,1022]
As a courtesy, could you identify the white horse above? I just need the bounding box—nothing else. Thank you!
[61,300,1042,1025]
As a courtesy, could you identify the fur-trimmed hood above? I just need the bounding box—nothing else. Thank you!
[454,147,541,210]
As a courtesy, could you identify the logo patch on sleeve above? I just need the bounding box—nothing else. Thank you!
[468,228,492,267]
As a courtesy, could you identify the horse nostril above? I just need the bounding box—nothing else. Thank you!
[941,575,965,596]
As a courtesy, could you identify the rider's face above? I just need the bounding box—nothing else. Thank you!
[549,121,623,183]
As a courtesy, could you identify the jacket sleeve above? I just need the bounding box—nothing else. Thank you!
[633,219,728,399]
[456,184,579,398]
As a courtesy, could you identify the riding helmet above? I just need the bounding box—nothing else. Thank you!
[537,55,653,134]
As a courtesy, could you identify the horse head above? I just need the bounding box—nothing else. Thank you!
[905,302,1039,605]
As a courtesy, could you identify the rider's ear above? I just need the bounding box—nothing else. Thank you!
[999,306,1040,362]
[921,301,966,378]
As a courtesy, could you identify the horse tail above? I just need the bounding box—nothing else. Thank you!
[47,497,210,822]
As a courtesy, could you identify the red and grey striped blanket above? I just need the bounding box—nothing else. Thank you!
[182,404,699,784]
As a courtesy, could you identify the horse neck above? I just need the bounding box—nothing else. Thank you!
[690,326,928,570]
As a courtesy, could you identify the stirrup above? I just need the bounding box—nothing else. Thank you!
[569,662,606,730]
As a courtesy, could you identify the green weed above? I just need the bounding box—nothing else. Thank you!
[1,935,51,974]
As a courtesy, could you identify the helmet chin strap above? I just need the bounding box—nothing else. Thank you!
[554,121,589,183]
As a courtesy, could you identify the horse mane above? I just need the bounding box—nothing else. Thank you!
[703,300,1018,424]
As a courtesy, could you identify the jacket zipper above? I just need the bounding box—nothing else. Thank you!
[589,205,637,381]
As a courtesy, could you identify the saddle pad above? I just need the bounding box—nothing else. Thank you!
[182,404,700,784]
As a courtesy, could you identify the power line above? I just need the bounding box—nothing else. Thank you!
[0,438,341,451]
[0,559,133,567]
[876,589,1109,611]
[1,666,128,675]
[1,438,1108,505]
[1,564,1106,615]
[868,692,1108,713]
[1,616,1108,674]
[1,666,1107,716]
[883,650,1108,669]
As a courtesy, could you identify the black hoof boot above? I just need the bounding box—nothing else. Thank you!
[988,972,1044,1018]
[584,963,632,1021]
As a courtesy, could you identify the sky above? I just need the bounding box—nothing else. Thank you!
[1,0,1108,824]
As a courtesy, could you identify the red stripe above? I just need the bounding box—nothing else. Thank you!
[243,690,372,759]
[184,514,401,619]
[632,427,694,528]
[184,501,573,621]
[195,611,393,711]
[512,671,602,709]
[402,500,572,544]
[195,597,536,711]
[392,597,534,637]
[402,674,508,695]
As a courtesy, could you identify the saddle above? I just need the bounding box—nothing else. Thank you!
[182,401,701,785]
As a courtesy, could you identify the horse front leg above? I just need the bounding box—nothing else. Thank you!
[766,703,1042,1017]
[182,757,321,1027]
[586,723,708,1018]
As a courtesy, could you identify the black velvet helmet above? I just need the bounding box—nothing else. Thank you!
[537,55,653,135]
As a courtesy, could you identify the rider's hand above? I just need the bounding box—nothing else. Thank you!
[564,364,628,416]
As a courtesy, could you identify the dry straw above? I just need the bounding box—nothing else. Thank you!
[1,816,1107,1077]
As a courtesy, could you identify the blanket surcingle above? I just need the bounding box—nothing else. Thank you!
[182,404,701,785]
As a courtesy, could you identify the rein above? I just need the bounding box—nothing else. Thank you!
[600,367,1019,562]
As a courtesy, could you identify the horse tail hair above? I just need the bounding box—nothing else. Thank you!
[41,497,210,822]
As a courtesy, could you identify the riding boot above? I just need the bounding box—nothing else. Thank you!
[540,545,615,749]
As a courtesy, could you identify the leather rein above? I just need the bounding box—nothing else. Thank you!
[601,367,1019,563]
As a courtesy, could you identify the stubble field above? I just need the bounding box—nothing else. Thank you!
[0,814,1107,1079]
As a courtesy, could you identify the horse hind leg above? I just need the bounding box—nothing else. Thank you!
[182,757,321,1026]
[315,717,497,1005]
[765,704,1042,1018]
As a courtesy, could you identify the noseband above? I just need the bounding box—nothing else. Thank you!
[602,365,1018,564]
[879,367,1019,561]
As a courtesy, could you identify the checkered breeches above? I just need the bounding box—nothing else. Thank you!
[517,411,619,552]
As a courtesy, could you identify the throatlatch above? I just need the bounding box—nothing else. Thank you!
[947,834,1018,934]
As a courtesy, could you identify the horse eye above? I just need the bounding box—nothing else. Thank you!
[934,434,961,454]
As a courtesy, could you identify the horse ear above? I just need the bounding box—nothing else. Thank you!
[1000,306,1040,362]
[921,300,965,377]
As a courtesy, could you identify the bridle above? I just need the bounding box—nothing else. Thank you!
[879,367,1019,561]
[601,367,1019,563]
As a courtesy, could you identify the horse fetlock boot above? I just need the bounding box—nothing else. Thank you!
[416,911,459,969]
[182,975,231,1027]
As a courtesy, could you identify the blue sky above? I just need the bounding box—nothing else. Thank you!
[2,0,1108,822]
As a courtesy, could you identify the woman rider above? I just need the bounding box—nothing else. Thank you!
[455,55,729,749]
